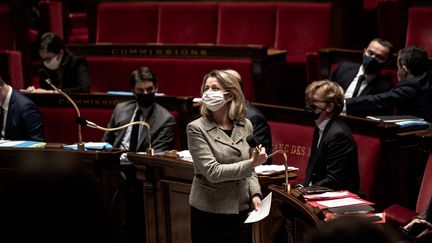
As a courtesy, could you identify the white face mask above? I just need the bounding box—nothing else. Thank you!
[43,55,62,70]
[202,90,228,111]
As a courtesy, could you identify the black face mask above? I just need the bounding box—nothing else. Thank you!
[136,93,155,108]
[304,103,322,120]
[362,55,383,75]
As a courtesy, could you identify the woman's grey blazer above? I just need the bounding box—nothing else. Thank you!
[187,116,262,214]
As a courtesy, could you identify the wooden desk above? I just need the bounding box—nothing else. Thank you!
[127,153,297,243]
[252,102,432,210]
[0,145,122,211]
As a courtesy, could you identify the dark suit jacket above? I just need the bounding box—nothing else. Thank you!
[330,62,392,96]
[347,72,432,122]
[4,89,44,141]
[303,118,360,193]
[39,53,91,93]
[102,101,175,152]
[246,101,272,164]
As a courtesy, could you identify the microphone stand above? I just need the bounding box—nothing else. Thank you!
[79,118,155,156]
[268,150,290,193]
[44,79,85,150]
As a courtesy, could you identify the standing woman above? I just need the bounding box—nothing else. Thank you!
[24,32,91,93]
[187,70,268,243]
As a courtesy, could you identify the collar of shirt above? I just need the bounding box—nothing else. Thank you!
[1,84,12,112]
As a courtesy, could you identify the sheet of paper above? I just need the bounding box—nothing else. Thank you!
[255,165,299,175]
[245,192,272,223]
[0,141,23,147]
[317,197,365,208]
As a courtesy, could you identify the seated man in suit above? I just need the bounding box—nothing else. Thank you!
[346,46,432,123]
[103,67,176,242]
[299,80,360,193]
[224,69,273,164]
[0,76,44,141]
[103,66,175,152]
[329,38,393,103]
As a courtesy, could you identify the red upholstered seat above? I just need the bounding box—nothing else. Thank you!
[68,12,89,43]
[385,153,432,225]
[157,3,218,44]
[0,50,24,90]
[0,6,15,49]
[275,3,332,64]
[96,2,159,44]
[352,133,381,197]
[216,3,276,47]
[40,107,182,150]
[268,121,314,182]
[38,0,64,38]
[406,7,432,57]
[86,57,255,100]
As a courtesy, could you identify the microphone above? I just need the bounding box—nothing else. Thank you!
[246,135,260,153]
[247,135,291,193]
[75,117,154,156]
[40,69,85,150]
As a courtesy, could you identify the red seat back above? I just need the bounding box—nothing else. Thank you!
[0,6,15,49]
[96,3,159,43]
[406,7,432,57]
[275,3,332,63]
[0,50,23,90]
[40,106,181,150]
[86,57,255,101]
[417,153,432,213]
[352,133,381,197]
[268,121,314,182]
[157,3,218,44]
[217,3,276,47]
[38,0,64,39]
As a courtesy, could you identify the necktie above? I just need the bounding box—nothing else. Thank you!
[0,107,4,139]
[129,109,142,152]
[304,127,320,185]
[352,75,366,97]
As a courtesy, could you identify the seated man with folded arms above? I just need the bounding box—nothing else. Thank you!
[224,69,273,164]
[298,80,360,193]
[103,66,175,152]
[0,75,44,141]
[345,46,432,123]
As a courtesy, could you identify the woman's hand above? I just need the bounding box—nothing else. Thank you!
[251,195,261,211]
[250,145,268,167]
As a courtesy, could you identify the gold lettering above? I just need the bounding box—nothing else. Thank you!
[129,49,138,55]
[112,49,119,55]
[180,49,189,56]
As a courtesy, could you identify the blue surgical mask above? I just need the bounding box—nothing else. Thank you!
[362,55,383,75]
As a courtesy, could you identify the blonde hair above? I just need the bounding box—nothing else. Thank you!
[200,70,246,122]
[305,80,345,115]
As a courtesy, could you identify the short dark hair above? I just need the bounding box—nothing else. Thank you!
[0,75,4,86]
[372,38,394,59]
[129,66,158,89]
[398,46,429,76]
[39,32,66,54]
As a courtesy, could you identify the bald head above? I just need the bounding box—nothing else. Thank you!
[224,69,242,81]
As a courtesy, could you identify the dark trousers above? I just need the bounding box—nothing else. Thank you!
[190,206,252,243]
